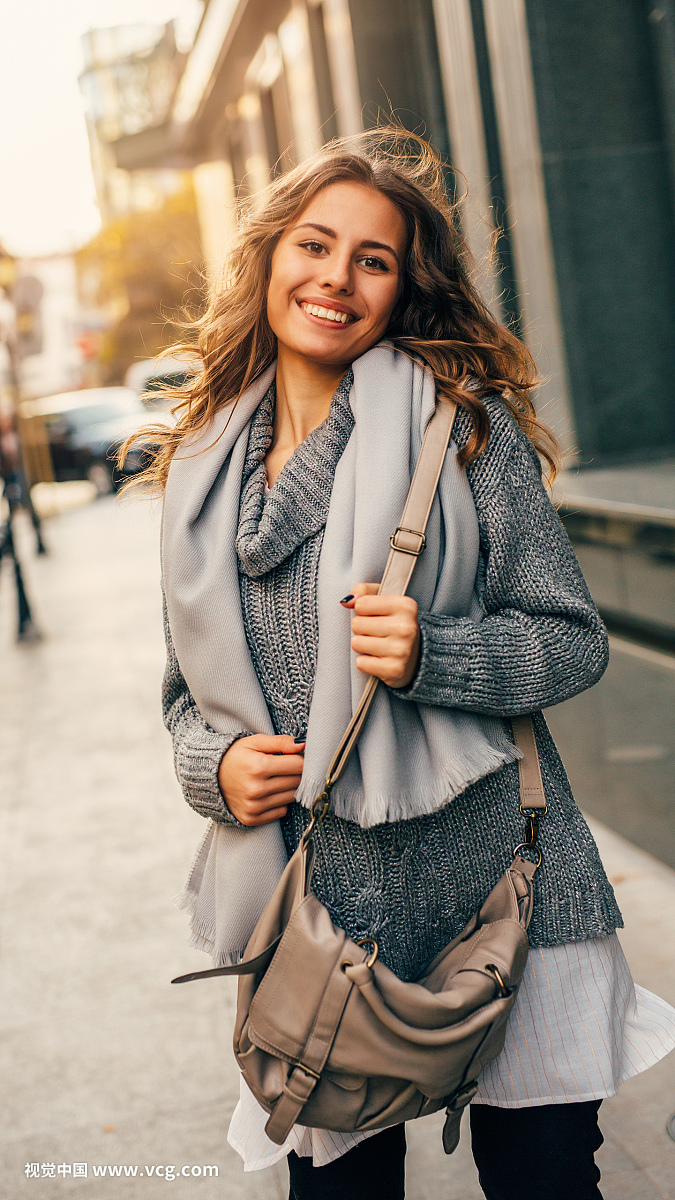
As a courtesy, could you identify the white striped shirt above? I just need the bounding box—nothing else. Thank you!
[227,933,675,1170]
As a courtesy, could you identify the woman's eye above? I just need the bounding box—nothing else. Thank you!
[359,255,389,272]
[299,240,326,255]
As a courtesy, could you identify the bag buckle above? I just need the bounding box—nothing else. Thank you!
[513,804,546,870]
[390,526,426,556]
[292,1061,321,1082]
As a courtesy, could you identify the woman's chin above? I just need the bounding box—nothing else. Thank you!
[276,324,384,367]
[278,333,361,366]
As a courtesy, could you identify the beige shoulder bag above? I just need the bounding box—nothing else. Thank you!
[172,396,547,1155]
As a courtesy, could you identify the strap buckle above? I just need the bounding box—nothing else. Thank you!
[390,526,426,556]
[292,1061,321,1082]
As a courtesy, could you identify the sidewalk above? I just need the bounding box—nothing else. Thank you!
[557,458,675,514]
[1,495,674,1199]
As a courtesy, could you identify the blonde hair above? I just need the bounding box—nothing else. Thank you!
[122,127,560,489]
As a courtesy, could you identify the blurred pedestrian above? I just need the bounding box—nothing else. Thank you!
[0,411,46,554]
[0,411,21,475]
[137,130,675,1199]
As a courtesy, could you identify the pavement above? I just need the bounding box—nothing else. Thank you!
[1,493,674,1199]
[556,458,675,513]
[554,457,675,652]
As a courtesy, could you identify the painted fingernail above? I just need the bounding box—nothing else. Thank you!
[340,594,354,604]
[294,735,306,743]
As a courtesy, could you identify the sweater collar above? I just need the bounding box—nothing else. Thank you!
[236,369,354,578]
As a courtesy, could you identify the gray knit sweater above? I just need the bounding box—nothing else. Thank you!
[162,376,622,980]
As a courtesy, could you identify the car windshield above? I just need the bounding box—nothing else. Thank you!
[65,401,140,428]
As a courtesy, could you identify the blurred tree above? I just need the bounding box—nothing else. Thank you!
[76,178,204,383]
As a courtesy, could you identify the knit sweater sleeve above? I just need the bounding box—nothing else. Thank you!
[394,397,609,716]
[161,595,249,824]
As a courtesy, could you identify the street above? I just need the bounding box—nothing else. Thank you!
[1,495,674,1199]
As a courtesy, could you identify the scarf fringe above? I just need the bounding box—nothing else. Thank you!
[174,820,213,901]
[172,820,220,962]
[294,737,521,827]
[173,883,248,967]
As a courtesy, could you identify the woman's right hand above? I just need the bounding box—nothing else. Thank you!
[217,734,305,826]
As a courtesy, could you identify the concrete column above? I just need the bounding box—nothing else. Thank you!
[431,0,504,317]
[279,5,324,159]
[192,160,237,279]
[322,0,362,137]
[482,0,576,456]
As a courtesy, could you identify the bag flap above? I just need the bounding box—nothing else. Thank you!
[248,894,350,1061]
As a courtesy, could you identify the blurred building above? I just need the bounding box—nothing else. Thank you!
[79,22,188,222]
[77,22,204,388]
[0,249,87,404]
[14,256,85,400]
[110,0,675,469]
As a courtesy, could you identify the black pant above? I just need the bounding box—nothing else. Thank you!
[287,1101,604,1200]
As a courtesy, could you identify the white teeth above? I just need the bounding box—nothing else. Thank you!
[302,302,351,323]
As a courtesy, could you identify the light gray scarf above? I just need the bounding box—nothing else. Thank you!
[162,343,520,964]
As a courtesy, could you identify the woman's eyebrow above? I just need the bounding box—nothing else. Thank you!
[294,222,400,264]
[360,240,399,264]
[295,222,336,238]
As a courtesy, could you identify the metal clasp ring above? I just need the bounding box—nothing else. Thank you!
[356,937,379,968]
[311,791,330,822]
[484,963,509,998]
[512,842,543,870]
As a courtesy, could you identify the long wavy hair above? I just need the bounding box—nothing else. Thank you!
[122,128,560,489]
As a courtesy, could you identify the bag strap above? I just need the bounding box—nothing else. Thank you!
[510,716,546,812]
[315,396,460,807]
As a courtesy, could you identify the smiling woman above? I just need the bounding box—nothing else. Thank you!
[148,128,675,1200]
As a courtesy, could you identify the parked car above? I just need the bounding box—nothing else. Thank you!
[19,386,171,495]
[124,356,194,409]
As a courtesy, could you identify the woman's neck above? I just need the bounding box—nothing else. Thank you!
[265,346,348,485]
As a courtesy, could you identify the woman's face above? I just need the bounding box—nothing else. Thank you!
[267,181,407,366]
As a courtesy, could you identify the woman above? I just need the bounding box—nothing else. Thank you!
[141,131,675,1199]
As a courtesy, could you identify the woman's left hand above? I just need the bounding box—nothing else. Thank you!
[342,583,421,689]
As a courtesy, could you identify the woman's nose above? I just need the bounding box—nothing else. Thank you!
[318,254,353,293]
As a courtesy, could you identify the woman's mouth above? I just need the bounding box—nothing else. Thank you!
[298,300,356,325]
